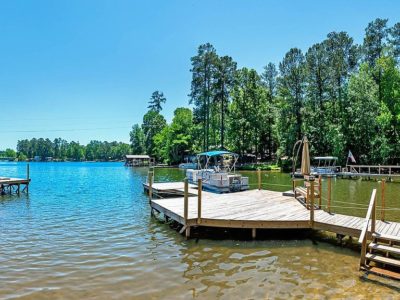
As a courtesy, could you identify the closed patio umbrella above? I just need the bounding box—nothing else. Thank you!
[300,136,310,176]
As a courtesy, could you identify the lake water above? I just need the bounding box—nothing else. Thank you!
[0,162,399,299]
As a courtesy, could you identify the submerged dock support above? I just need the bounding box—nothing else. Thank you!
[310,179,315,228]
[148,169,153,203]
[327,176,332,213]
[26,164,30,193]
[183,178,190,238]
[197,178,202,224]
[381,179,385,221]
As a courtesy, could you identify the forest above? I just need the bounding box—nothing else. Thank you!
[4,139,131,161]
[130,18,400,166]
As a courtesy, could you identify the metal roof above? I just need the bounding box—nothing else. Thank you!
[125,155,150,159]
[197,150,238,157]
[313,156,338,160]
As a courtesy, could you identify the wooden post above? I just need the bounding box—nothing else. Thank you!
[310,180,315,227]
[327,176,331,213]
[148,171,153,203]
[26,163,30,193]
[184,178,189,222]
[381,179,385,221]
[252,228,256,239]
[360,235,367,268]
[372,194,376,234]
[318,175,322,209]
[184,178,190,238]
[257,168,261,190]
[197,178,202,224]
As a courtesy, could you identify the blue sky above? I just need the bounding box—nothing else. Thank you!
[1,0,399,149]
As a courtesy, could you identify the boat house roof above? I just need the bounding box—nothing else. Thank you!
[314,156,338,160]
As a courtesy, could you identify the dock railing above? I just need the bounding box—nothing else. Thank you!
[348,164,400,176]
[358,189,377,269]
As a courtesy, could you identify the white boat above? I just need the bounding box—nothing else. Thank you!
[311,156,339,177]
[179,162,198,169]
[186,151,249,193]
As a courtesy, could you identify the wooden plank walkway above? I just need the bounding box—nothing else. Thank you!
[150,188,400,238]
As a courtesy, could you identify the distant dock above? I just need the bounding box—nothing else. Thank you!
[338,165,400,181]
[0,164,31,196]
[0,177,30,195]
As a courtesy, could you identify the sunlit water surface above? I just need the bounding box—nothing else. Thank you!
[0,162,399,299]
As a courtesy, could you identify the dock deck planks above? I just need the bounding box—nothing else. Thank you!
[150,186,400,238]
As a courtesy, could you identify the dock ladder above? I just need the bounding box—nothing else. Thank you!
[359,189,400,280]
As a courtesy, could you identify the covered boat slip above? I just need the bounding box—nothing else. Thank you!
[124,155,155,167]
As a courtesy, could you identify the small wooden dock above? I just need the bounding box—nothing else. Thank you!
[0,177,30,195]
[0,164,31,196]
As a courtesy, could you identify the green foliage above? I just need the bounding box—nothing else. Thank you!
[276,48,306,156]
[0,148,17,158]
[189,43,219,151]
[229,68,270,157]
[148,91,166,112]
[153,108,194,164]
[129,124,146,154]
[142,110,167,157]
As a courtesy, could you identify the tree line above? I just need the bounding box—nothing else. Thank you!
[13,138,130,161]
[130,18,400,166]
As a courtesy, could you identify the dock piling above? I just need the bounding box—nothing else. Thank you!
[183,178,189,238]
[381,179,385,221]
[197,178,202,224]
[318,175,322,208]
[252,228,256,239]
[257,169,261,190]
[148,171,153,203]
[327,176,332,213]
[310,179,315,227]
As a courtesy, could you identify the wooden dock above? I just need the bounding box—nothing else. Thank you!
[149,185,399,238]
[338,164,400,180]
[0,164,31,196]
[147,179,400,280]
[0,177,30,195]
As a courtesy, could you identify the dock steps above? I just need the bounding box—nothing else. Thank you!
[365,253,400,268]
[369,243,400,255]
[373,232,400,244]
[363,232,400,280]
[365,266,400,281]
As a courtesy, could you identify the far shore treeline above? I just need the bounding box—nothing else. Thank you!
[0,139,130,162]
[131,18,400,166]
